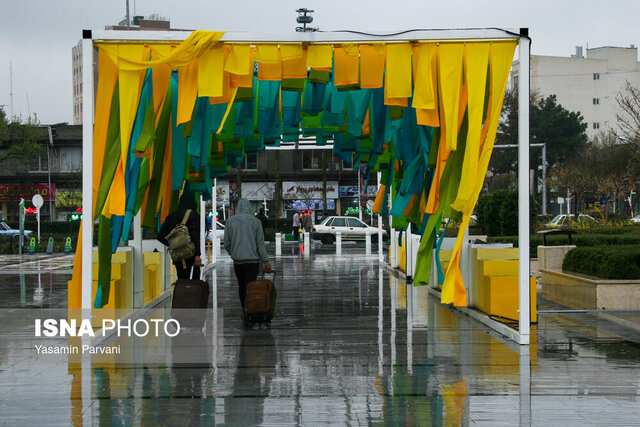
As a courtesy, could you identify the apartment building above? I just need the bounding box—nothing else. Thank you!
[513,45,640,139]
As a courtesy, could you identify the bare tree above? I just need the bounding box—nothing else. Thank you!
[615,81,640,147]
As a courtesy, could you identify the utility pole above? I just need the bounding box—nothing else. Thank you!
[9,62,14,118]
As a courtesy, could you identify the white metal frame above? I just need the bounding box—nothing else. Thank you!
[81,27,530,344]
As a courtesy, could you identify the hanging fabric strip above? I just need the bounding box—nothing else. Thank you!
[360,44,386,89]
[385,43,412,99]
[198,46,225,97]
[438,43,464,151]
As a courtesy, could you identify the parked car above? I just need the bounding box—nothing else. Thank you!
[630,213,640,223]
[0,222,32,238]
[205,220,226,243]
[312,216,387,244]
[545,214,599,228]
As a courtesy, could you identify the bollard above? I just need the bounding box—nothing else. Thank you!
[28,237,36,254]
[303,232,310,257]
[46,237,54,254]
[365,231,371,256]
[64,237,73,253]
[336,232,342,256]
[275,233,282,257]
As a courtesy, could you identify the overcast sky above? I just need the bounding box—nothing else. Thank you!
[1,0,638,125]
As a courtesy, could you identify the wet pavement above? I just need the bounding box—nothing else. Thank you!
[1,248,640,425]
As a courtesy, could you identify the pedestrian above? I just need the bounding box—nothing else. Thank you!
[224,198,271,317]
[157,184,201,279]
[255,207,268,233]
[292,210,301,241]
[302,210,313,232]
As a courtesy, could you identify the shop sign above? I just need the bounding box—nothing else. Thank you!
[282,181,338,199]
[0,184,56,202]
[243,182,275,201]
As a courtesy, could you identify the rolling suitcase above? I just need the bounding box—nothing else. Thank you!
[244,271,277,326]
[171,267,209,328]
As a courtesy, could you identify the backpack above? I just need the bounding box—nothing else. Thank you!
[165,210,195,268]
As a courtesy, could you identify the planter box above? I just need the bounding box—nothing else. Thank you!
[540,269,640,310]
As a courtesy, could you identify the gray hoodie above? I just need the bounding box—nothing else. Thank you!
[224,199,269,264]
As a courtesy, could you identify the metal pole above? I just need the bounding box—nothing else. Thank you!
[358,163,363,220]
[377,171,383,262]
[47,126,54,220]
[81,35,94,314]
[542,143,547,216]
[212,180,217,265]
[517,31,531,345]
[126,0,130,29]
[200,195,206,266]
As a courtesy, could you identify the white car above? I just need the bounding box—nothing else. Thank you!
[545,214,598,228]
[0,222,32,238]
[205,220,225,243]
[312,216,387,244]
[630,214,640,223]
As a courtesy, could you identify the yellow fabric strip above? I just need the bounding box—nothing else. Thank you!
[198,46,225,97]
[385,43,412,98]
[226,44,251,75]
[158,125,173,219]
[177,59,199,125]
[282,51,308,79]
[258,56,282,81]
[108,161,126,216]
[425,72,450,214]
[450,43,490,213]
[359,44,385,89]
[307,45,333,69]
[216,86,239,134]
[372,184,386,214]
[412,43,437,110]
[151,46,173,124]
[440,41,517,307]
[68,226,82,309]
[96,31,225,70]
[93,49,118,214]
[280,44,304,61]
[210,71,234,105]
[234,47,255,88]
[334,45,359,86]
[255,44,280,64]
[438,43,464,151]
[117,45,146,163]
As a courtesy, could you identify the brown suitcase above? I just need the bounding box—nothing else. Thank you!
[244,271,276,325]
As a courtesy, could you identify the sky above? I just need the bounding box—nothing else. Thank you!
[1,0,639,125]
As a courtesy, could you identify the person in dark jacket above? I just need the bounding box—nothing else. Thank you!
[255,208,268,233]
[224,199,271,316]
[158,185,202,279]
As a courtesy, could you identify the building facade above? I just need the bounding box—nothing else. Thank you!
[512,46,640,139]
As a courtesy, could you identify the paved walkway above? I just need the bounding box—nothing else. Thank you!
[1,251,640,425]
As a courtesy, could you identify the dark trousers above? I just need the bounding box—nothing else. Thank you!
[233,262,260,310]
[175,257,201,280]
[292,226,300,241]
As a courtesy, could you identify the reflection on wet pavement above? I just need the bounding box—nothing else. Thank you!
[1,251,640,425]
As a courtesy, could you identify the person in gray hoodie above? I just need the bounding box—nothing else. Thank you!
[224,198,271,313]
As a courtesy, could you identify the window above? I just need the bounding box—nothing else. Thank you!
[348,218,367,228]
[244,152,258,170]
[60,147,82,172]
[302,150,321,170]
[593,122,600,129]
[332,218,346,227]
[29,155,49,172]
[593,73,600,80]
[593,98,600,105]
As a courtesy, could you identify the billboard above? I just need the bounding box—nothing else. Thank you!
[282,181,338,200]
[0,184,56,202]
[242,182,276,201]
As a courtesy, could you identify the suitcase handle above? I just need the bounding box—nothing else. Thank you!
[262,270,276,281]
[190,265,203,280]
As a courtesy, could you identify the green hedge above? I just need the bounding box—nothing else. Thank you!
[563,246,640,279]
[475,190,537,236]
[6,221,80,235]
